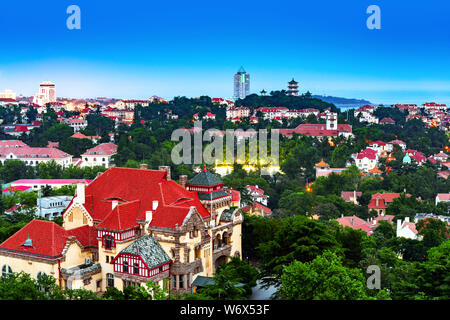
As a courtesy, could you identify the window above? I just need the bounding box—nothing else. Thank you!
[103,235,115,250]
[2,265,12,277]
[172,275,176,289]
[107,273,114,288]
[179,275,184,289]
[123,262,128,273]
[106,256,109,263]
[134,264,139,275]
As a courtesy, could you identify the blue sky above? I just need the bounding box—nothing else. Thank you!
[1,0,449,105]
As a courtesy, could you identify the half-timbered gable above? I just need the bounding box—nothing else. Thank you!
[111,235,171,286]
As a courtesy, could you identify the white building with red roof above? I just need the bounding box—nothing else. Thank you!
[0,142,72,167]
[280,112,353,139]
[62,117,88,132]
[246,185,269,206]
[389,139,407,151]
[226,107,250,120]
[436,193,450,206]
[80,143,117,168]
[0,98,18,106]
[422,102,447,112]
[396,217,418,239]
[355,105,378,124]
[115,100,150,110]
[354,148,378,172]
[335,214,395,236]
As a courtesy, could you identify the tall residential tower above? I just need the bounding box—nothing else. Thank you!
[233,67,250,100]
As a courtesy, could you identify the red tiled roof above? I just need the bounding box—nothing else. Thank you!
[361,148,378,154]
[252,202,272,215]
[66,225,97,248]
[0,147,70,159]
[246,185,265,195]
[357,153,376,160]
[96,200,141,231]
[368,198,387,209]
[389,139,406,146]
[437,193,450,201]
[0,140,28,148]
[74,167,211,230]
[380,117,395,124]
[0,220,69,259]
[341,191,362,202]
[2,186,31,193]
[82,143,117,156]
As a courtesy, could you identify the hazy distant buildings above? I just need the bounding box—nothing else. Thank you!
[287,78,299,96]
[0,89,16,100]
[233,67,250,100]
[33,81,56,106]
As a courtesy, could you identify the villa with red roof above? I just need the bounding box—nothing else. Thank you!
[241,202,272,217]
[279,112,353,139]
[315,159,347,177]
[335,214,395,236]
[80,143,117,168]
[354,148,378,172]
[0,140,72,167]
[71,132,100,143]
[115,100,150,109]
[380,117,395,125]
[396,217,419,239]
[246,185,269,206]
[62,118,88,132]
[368,193,411,216]
[0,165,242,293]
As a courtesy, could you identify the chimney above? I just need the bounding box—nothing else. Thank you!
[75,183,85,205]
[179,175,188,189]
[159,166,171,181]
[152,200,159,210]
[376,198,379,207]
[96,172,102,178]
[145,211,153,223]
[140,163,148,170]
[350,217,353,226]
[405,217,410,223]
[112,200,118,210]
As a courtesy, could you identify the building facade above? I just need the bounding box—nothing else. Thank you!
[233,67,250,101]
[0,166,243,294]
[33,82,56,106]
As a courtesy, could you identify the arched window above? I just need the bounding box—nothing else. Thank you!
[2,265,12,277]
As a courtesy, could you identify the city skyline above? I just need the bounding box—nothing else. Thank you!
[1,1,450,104]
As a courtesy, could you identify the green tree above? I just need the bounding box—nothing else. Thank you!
[279,251,372,300]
